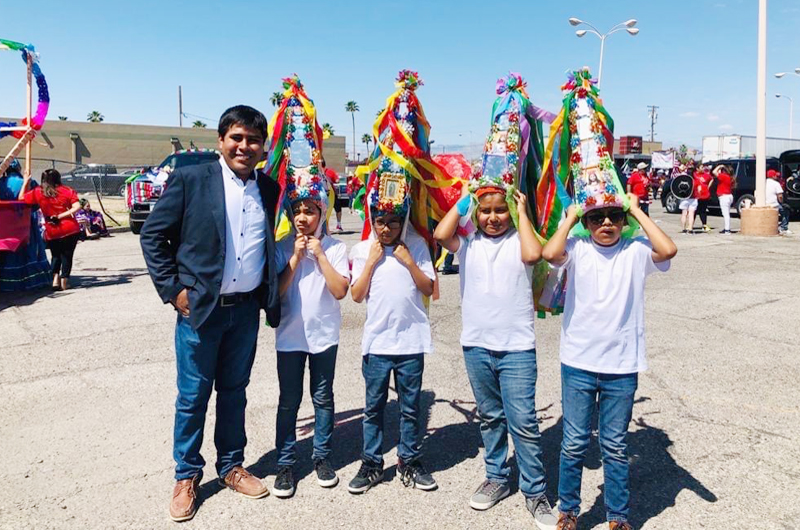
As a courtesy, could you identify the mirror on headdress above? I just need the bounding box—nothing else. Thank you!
[289,112,312,167]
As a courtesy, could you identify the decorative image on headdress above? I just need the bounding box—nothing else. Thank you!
[265,75,335,239]
[353,70,459,251]
[459,72,549,236]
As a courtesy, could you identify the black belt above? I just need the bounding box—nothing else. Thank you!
[219,289,258,307]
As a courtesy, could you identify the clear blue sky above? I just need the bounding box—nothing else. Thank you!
[2,0,800,156]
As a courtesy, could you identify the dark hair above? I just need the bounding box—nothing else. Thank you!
[218,105,268,140]
[40,168,62,198]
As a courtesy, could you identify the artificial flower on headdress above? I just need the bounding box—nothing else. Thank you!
[457,72,548,237]
[353,70,459,251]
[265,75,335,239]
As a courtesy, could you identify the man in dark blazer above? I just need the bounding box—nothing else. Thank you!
[140,105,280,522]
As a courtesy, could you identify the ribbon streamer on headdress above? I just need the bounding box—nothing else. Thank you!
[0,39,50,175]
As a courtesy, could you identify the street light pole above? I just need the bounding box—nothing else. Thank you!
[775,94,793,139]
[569,18,639,86]
[755,0,767,208]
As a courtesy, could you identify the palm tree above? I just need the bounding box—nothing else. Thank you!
[58,116,68,121]
[192,120,207,128]
[270,92,284,107]
[376,109,384,118]
[361,133,372,159]
[345,101,359,161]
[322,123,335,136]
[86,111,104,123]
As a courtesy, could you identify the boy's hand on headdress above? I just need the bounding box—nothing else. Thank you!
[514,191,528,218]
[627,192,641,213]
[393,243,414,268]
[293,234,308,259]
[367,239,384,267]
[307,236,324,258]
[565,205,579,226]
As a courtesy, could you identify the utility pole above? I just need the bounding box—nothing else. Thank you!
[178,85,183,127]
[647,105,659,142]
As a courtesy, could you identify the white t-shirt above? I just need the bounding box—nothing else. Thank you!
[455,230,536,351]
[349,227,436,356]
[555,236,670,374]
[766,178,783,207]
[275,235,350,354]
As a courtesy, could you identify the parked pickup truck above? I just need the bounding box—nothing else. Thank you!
[126,149,220,234]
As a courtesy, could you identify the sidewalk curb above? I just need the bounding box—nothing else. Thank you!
[108,226,131,234]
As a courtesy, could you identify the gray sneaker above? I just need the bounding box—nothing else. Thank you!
[526,494,557,530]
[469,479,510,510]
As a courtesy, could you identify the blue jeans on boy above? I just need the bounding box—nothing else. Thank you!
[173,299,260,480]
[275,345,337,467]
[462,347,547,498]
[558,363,638,523]
[361,353,424,466]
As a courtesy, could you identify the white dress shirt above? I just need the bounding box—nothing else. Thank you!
[219,159,266,294]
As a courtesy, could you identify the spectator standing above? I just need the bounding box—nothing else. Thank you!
[19,169,81,290]
[626,163,651,216]
[766,169,791,235]
[713,165,734,234]
[677,165,698,234]
[694,166,713,232]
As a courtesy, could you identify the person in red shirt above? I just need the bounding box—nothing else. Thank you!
[694,165,713,232]
[19,169,81,290]
[626,162,651,215]
[713,164,734,234]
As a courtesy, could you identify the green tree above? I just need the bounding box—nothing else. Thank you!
[322,123,335,136]
[345,101,359,161]
[270,92,284,107]
[361,133,372,158]
[58,116,68,121]
[192,120,207,128]
[86,111,104,123]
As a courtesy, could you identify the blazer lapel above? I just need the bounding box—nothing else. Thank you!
[207,163,226,247]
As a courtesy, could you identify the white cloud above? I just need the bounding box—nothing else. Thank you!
[707,114,720,121]
[680,111,699,118]
[719,124,734,130]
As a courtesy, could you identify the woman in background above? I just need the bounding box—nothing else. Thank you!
[19,169,81,290]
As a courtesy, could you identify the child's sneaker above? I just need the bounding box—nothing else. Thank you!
[272,466,295,498]
[314,458,339,488]
[335,223,343,232]
[609,521,634,530]
[469,479,510,510]
[397,458,437,491]
[347,461,383,494]
[525,494,557,529]
[702,225,711,232]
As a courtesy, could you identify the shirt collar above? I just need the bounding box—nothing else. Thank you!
[219,158,257,182]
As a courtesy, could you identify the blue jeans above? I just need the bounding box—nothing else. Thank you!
[361,353,424,466]
[462,347,547,498]
[173,299,259,480]
[558,363,638,523]
[778,203,790,231]
[275,345,337,467]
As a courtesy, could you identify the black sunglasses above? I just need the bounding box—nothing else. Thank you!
[374,218,402,230]
[586,211,626,225]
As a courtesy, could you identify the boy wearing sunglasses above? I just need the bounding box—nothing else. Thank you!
[348,210,437,494]
[542,194,676,530]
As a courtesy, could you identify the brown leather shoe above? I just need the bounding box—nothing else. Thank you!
[557,512,578,530]
[169,475,200,523]
[219,466,269,499]
[609,521,634,530]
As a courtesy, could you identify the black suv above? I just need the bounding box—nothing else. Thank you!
[661,157,781,216]
[61,164,127,196]
[780,150,800,213]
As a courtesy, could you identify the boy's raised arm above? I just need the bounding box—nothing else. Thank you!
[542,205,579,266]
[626,193,677,263]
[514,191,542,264]
[433,184,469,254]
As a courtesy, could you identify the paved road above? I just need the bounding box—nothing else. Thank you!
[1,208,798,529]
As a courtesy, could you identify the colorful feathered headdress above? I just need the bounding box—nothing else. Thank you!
[458,72,548,236]
[537,67,634,239]
[266,75,335,238]
[354,70,459,250]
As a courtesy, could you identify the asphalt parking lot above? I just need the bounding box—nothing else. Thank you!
[1,207,798,530]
